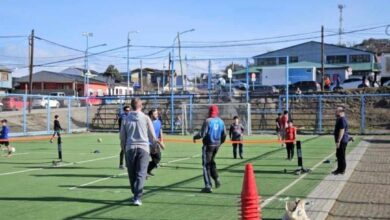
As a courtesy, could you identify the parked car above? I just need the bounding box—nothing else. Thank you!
[49,92,66,97]
[336,78,362,90]
[382,80,390,87]
[1,97,29,111]
[250,85,279,95]
[81,96,102,106]
[234,80,249,90]
[0,102,3,111]
[32,97,60,108]
[291,81,321,93]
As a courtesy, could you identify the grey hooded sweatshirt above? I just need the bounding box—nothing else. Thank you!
[120,111,158,153]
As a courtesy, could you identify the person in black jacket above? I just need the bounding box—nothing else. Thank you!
[50,115,62,143]
[229,116,244,159]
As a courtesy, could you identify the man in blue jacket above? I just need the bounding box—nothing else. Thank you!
[193,105,226,193]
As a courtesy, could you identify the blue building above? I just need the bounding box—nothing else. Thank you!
[0,66,12,94]
[253,41,378,78]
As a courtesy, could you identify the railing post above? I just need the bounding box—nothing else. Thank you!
[22,94,27,135]
[360,95,365,134]
[47,96,51,134]
[318,95,323,134]
[189,95,193,134]
[68,96,72,134]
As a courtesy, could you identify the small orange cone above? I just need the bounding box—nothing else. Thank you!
[240,163,261,220]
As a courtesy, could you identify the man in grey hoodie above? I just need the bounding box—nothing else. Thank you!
[120,98,164,206]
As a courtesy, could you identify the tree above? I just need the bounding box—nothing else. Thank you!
[224,63,245,74]
[103,65,123,83]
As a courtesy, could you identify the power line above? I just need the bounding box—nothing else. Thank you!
[0,35,28,39]
[34,35,84,53]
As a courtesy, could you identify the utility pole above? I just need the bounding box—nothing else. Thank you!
[321,25,325,91]
[338,4,345,45]
[177,32,184,91]
[140,60,143,94]
[28,29,34,113]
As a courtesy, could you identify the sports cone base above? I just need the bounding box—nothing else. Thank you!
[239,163,261,220]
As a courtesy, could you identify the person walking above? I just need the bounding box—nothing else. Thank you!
[193,105,226,193]
[118,105,131,169]
[120,98,164,206]
[285,120,297,160]
[229,116,244,159]
[147,109,164,176]
[280,110,289,147]
[332,106,349,175]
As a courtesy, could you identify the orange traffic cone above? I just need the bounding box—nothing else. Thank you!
[240,163,261,220]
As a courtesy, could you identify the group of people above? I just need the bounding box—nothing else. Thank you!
[276,110,297,160]
[275,107,351,175]
[0,96,352,206]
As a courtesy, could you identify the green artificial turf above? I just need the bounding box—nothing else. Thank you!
[0,133,361,220]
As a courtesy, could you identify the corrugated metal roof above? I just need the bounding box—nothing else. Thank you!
[14,71,107,84]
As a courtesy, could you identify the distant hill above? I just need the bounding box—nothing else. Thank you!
[353,38,390,54]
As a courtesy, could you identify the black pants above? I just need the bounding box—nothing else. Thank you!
[202,145,219,189]
[336,142,348,172]
[119,149,124,166]
[286,143,295,160]
[52,131,61,138]
[147,151,162,173]
[232,143,243,158]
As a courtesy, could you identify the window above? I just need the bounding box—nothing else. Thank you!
[350,54,370,63]
[258,57,277,66]
[278,57,286,65]
[0,72,9,81]
[289,56,298,63]
[326,55,347,64]
[277,56,298,65]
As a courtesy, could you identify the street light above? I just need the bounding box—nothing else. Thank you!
[127,31,139,95]
[170,28,195,133]
[81,32,106,96]
[176,28,195,91]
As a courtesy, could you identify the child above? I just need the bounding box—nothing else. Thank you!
[276,113,282,141]
[50,115,62,143]
[0,119,12,157]
[147,109,164,176]
[229,116,244,159]
[285,120,297,160]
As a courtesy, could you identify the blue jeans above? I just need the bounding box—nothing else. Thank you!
[125,147,149,200]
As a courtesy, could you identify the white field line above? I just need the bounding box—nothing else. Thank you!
[69,154,201,190]
[1,152,30,156]
[0,155,117,176]
[261,152,336,208]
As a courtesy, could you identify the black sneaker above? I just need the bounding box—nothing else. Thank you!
[215,179,221,188]
[240,155,243,159]
[147,172,155,176]
[200,187,212,193]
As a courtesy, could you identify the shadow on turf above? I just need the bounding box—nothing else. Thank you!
[365,139,390,144]
[35,136,323,220]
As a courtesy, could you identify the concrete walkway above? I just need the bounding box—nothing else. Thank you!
[304,136,390,220]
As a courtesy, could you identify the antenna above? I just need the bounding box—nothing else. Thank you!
[338,4,346,45]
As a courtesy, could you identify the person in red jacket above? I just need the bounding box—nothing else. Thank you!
[285,120,297,160]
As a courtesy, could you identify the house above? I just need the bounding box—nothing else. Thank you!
[14,71,108,96]
[0,66,12,94]
[233,61,351,85]
[253,41,379,80]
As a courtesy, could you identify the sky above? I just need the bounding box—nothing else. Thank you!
[1,0,389,77]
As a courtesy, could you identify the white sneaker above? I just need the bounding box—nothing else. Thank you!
[133,199,142,206]
[119,165,125,169]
